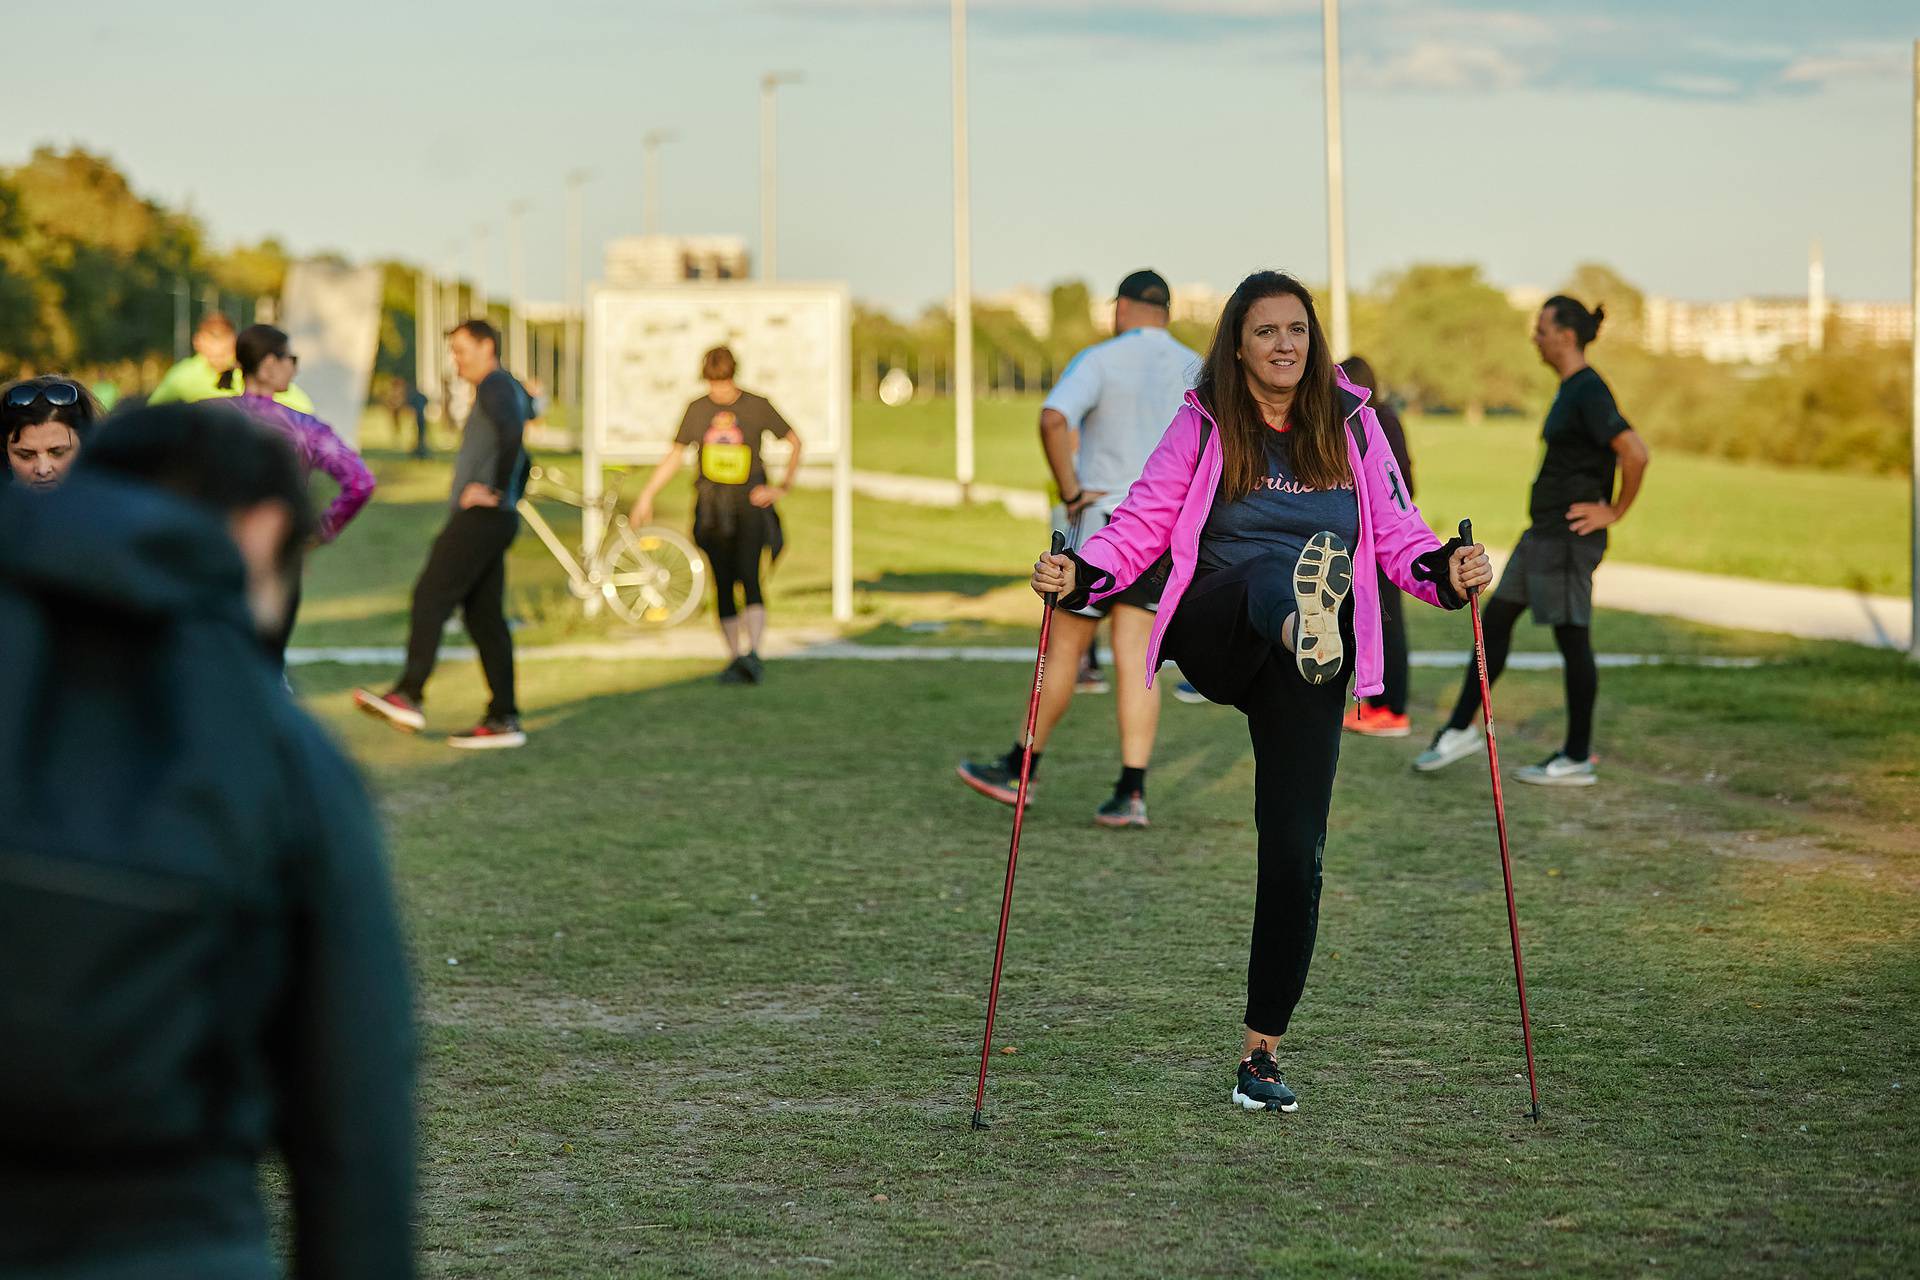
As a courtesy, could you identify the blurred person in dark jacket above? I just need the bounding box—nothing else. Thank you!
[1337,355,1416,738]
[0,403,415,1280]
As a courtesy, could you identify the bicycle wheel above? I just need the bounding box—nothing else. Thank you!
[600,524,706,628]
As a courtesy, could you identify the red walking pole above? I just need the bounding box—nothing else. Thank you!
[1460,519,1542,1122]
[971,530,1067,1130]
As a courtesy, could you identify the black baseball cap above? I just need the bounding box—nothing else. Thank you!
[1117,269,1170,308]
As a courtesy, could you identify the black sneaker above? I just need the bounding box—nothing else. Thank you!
[448,715,527,750]
[1231,1047,1299,1113]
[739,652,766,684]
[1093,791,1148,828]
[955,752,1033,807]
[1292,531,1353,686]
[718,657,750,685]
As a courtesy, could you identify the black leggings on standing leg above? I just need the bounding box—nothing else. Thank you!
[698,517,768,622]
[1366,570,1410,716]
[1446,602,1597,761]
[1554,624,1597,761]
[398,509,520,718]
[1446,597,1524,731]
[1164,553,1352,1038]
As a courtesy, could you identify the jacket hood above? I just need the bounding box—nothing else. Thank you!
[0,472,252,626]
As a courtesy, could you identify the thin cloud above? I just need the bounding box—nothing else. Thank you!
[1780,45,1908,87]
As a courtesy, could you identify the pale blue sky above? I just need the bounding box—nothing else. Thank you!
[9,0,1915,312]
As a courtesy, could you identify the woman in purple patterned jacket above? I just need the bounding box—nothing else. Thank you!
[233,324,376,665]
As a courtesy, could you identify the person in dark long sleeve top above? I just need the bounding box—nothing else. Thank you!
[1338,356,1417,733]
[0,404,414,1280]
[353,318,530,748]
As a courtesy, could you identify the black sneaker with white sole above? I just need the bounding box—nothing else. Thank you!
[1232,1047,1299,1113]
[1292,531,1352,685]
[448,716,527,750]
[956,750,1034,807]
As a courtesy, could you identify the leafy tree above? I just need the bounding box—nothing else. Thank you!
[1372,263,1544,422]
[1558,262,1645,343]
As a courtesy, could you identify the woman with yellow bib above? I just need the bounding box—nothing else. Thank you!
[631,345,803,684]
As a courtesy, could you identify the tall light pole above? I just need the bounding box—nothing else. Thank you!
[508,200,530,375]
[1909,39,1918,662]
[643,130,677,236]
[1322,0,1351,360]
[761,71,804,280]
[564,169,591,413]
[471,224,490,319]
[951,0,975,499]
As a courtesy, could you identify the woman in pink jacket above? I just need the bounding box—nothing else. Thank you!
[1033,271,1492,1114]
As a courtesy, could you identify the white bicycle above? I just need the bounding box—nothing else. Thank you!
[516,465,706,628]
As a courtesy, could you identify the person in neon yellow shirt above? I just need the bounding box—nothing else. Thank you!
[150,312,314,412]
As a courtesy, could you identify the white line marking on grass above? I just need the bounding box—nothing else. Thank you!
[288,642,1770,670]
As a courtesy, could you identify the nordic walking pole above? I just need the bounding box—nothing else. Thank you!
[971,528,1068,1130]
[1460,518,1542,1122]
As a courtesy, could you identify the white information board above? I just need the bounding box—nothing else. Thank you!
[586,283,848,461]
[583,282,854,622]
[279,261,383,447]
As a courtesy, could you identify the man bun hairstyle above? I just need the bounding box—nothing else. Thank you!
[1543,295,1606,348]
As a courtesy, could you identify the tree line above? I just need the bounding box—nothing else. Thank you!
[1,146,1908,476]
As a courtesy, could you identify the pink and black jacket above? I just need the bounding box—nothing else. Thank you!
[1059,375,1465,701]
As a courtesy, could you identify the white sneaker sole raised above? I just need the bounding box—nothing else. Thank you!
[1292,532,1353,686]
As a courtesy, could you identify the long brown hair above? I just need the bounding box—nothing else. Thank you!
[1194,271,1348,501]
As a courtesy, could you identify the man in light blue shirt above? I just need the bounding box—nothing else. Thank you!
[958,270,1200,829]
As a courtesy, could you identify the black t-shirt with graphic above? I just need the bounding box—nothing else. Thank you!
[1528,366,1629,542]
[1198,432,1359,574]
[675,391,793,509]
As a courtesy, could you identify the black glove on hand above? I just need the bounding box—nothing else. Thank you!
[1412,536,1470,611]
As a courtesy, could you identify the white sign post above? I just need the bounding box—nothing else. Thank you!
[584,282,854,623]
[278,261,384,446]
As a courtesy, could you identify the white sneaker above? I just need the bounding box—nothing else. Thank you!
[1515,753,1598,787]
[1172,680,1208,705]
[1413,725,1482,773]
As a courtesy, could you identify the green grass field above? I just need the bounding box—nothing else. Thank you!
[285,454,1917,1276]
[851,398,1913,596]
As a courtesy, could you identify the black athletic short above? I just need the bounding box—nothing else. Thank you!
[1491,530,1605,627]
[1053,505,1163,618]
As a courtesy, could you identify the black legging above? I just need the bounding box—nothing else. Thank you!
[1163,552,1353,1037]
[1364,569,1409,716]
[398,507,519,718]
[267,581,303,671]
[1444,598,1597,760]
[697,516,768,621]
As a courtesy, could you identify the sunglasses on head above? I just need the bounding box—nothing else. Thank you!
[4,381,81,410]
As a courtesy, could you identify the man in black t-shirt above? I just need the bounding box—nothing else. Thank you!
[632,345,804,683]
[1416,295,1650,787]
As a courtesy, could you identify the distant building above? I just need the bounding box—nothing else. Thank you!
[1643,296,1910,364]
[975,285,1054,339]
[605,235,751,286]
[1642,241,1909,364]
